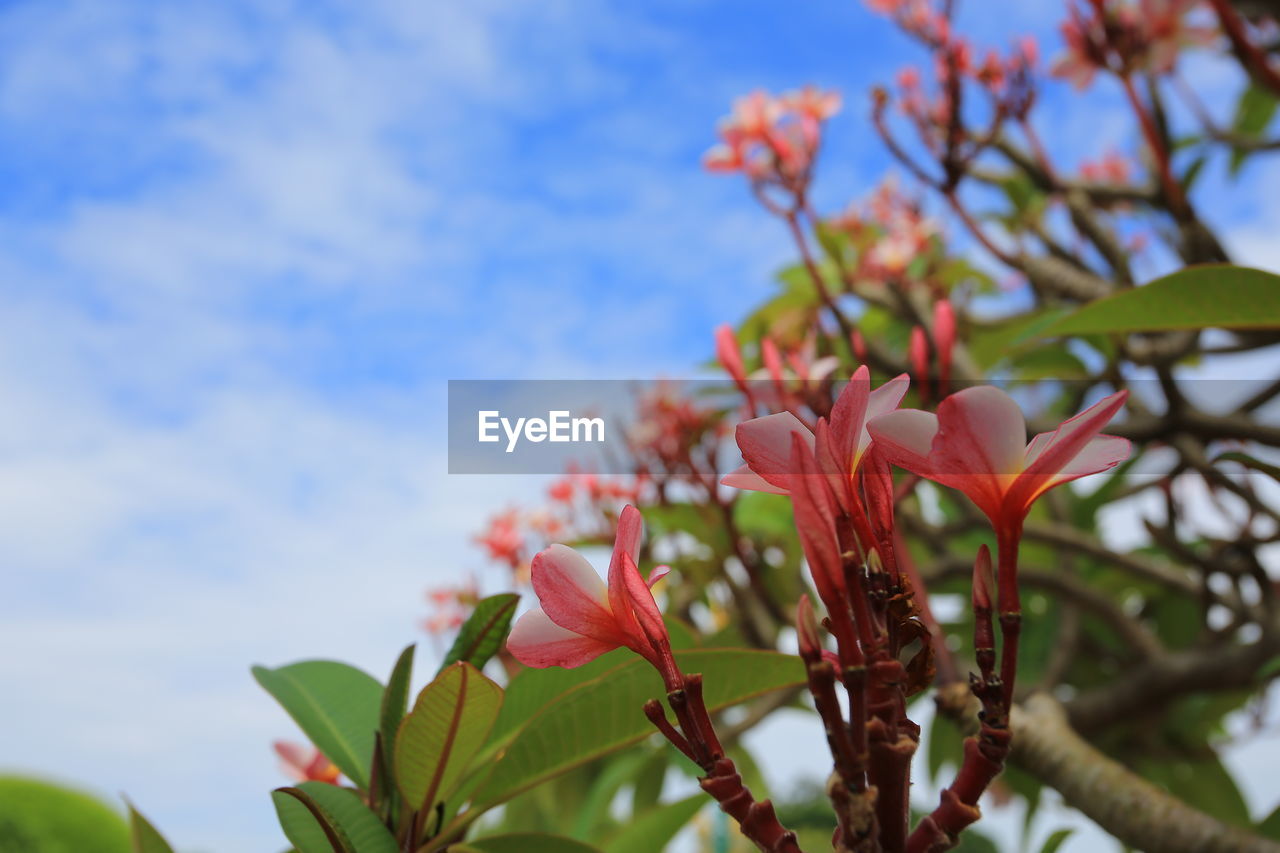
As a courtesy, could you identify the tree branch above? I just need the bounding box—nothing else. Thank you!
[1012,694,1280,853]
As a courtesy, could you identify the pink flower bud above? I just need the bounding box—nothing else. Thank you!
[796,593,823,663]
[933,299,956,394]
[972,544,994,612]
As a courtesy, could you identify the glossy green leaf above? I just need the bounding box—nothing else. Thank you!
[439,594,519,674]
[127,802,176,853]
[296,782,398,853]
[253,660,384,790]
[1040,266,1280,336]
[602,795,704,853]
[452,833,600,853]
[468,649,805,812]
[272,787,351,853]
[396,661,503,812]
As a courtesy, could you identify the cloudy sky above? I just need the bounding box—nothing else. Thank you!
[1,1,1278,850]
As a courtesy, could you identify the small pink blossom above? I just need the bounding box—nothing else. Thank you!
[507,505,677,683]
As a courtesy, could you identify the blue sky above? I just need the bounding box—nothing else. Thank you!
[2,1,1278,850]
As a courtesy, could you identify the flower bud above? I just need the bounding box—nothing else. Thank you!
[933,299,955,392]
[796,594,823,662]
[972,544,994,613]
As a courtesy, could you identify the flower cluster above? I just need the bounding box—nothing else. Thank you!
[1052,0,1216,89]
[703,87,841,194]
[828,176,943,280]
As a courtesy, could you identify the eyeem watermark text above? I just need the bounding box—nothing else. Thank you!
[478,410,606,453]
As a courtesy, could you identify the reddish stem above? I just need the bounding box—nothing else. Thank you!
[1207,0,1280,97]
[1118,74,1187,219]
[996,522,1023,709]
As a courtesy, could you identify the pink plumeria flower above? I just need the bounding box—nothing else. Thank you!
[867,386,1130,534]
[723,366,910,504]
[274,741,341,785]
[507,505,678,685]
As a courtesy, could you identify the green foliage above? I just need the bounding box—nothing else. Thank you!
[377,643,416,809]
[1040,265,1280,336]
[395,662,503,814]
[273,787,350,853]
[253,660,384,790]
[0,776,131,853]
[438,593,519,674]
[601,795,705,853]
[272,782,398,853]
[464,650,806,816]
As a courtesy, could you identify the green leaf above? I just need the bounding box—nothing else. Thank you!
[452,833,601,853]
[1213,451,1280,483]
[1230,84,1279,175]
[295,782,398,853]
[253,660,384,790]
[1040,266,1280,336]
[439,594,519,674]
[127,802,176,853]
[378,643,415,800]
[395,661,504,813]
[272,787,351,853]
[467,649,806,813]
[487,649,632,754]
[1039,827,1074,853]
[602,795,704,853]
[967,309,1072,370]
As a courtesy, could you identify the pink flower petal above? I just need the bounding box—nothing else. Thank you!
[789,433,844,600]
[866,407,938,468]
[721,464,789,495]
[1007,391,1128,512]
[1018,434,1130,508]
[619,551,668,654]
[935,386,1027,479]
[608,505,648,652]
[735,411,814,492]
[507,608,618,669]
[646,565,670,587]
[531,544,620,643]
[861,373,911,457]
[829,366,871,464]
[815,418,853,511]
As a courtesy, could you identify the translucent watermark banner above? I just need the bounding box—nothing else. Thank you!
[447,377,1280,475]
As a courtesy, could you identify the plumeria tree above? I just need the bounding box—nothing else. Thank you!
[119,1,1280,852]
